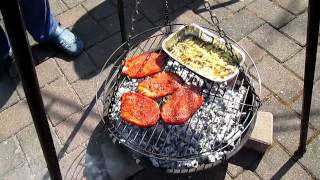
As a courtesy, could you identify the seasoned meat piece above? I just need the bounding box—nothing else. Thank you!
[137,71,184,99]
[122,52,166,78]
[121,92,160,127]
[161,85,203,125]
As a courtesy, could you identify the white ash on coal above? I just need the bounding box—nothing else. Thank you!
[106,59,248,169]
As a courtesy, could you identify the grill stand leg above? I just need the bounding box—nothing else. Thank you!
[298,0,320,153]
[117,0,129,50]
[0,1,62,180]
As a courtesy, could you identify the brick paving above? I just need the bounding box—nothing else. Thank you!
[0,0,319,179]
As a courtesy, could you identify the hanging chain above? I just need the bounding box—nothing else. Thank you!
[127,0,143,47]
[163,0,171,34]
[203,0,239,65]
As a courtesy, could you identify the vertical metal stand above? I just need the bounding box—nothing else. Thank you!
[0,1,62,180]
[298,0,320,153]
[117,0,128,45]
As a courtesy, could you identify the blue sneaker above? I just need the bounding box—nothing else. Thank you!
[50,26,84,57]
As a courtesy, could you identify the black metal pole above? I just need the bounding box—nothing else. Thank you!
[298,0,320,153]
[117,0,128,45]
[0,1,62,179]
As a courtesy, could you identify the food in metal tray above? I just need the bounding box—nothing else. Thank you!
[137,71,184,99]
[161,85,204,125]
[121,92,160,127]
[168,35,237,80]
[122,52,166,79]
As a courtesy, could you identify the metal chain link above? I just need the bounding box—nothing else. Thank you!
[127,0,143,47]
[163,0,171,34]
[203,0,239,66]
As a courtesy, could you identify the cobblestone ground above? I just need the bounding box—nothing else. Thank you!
[1,0,319,179]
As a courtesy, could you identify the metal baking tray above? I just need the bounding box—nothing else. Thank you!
[162,24,245,82]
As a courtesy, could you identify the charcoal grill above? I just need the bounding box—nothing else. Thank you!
[95,23,262,173]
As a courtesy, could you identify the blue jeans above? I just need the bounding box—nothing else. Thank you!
[0,0,58,59]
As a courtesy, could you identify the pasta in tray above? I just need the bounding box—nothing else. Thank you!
[169,35,237,80]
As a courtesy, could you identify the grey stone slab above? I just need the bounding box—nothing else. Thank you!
[238,38,267,67]
[49,0,68,16]
[82,0,117,20]
[35,58,61,88]
[55,106,100,153]
[0,163,32,180]
[292,81,320,130]
[87,33,122,68]
[0,137,25,176]
[71,17,108,48]
[251,79,271,101]
[273,0,308,15]
[56,5,88,28]
[0,75,20,111]
[42,78,82,126]
[281,13,307,46]
[255,144,312,179]
[250,55,303,101]
[221,9,264,41]
[249,24,301,62]
[55,52,97,83]
[167,0,196,11]
[248,0,294,28]
[34,168,50,180]
[227,148,262,178]
[188,0,232,22]
[72,67,111,106]
[285,47,320,81]
[261,97,314,154]
[216,0,255,12]
[0,101,32,142]
[98,14,120,35]
[62,0,85,8]
[299,135,320,178]
[16,124,62,174]
[168,8,208,29]
[235,170,259,180]
[140,0,171,23]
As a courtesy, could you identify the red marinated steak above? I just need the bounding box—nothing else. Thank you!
[122,52,166,78]
[137,71,184,99]
[161,85,204,125]
[121,92,160,128]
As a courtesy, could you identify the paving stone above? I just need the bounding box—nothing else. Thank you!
[0,75,20,111]
[247,0,294,28]
[188,0,232,22]
[82,0,117,20]
[16,124,62,174]
[98,14,120,35]
[55,52,97,83]
[261,97,314,154]
[238,38,267,67]
[235,170,259,180]
[62,0,85,8]
[292,81,320,130]
[273,0,308,15]
[55,106,100,153]
[71,17,108,48]
[72,67,112,106]
[35,58,61,88]
[140,0,172,23]
[168,8,209,31]
[251,79,271,101]
[281,13,307,46]
[285,47,320,81]
[227,148,262,178]
[0,137,25,176]
[87,33,121,68]
[0,101,32,142]
[216,0,255,13]
[250,55,303,101]
[249,24,301,62]
[299,135,320,178]
[31,44,59,63]
[59,145,87,179]
[221,9,264,41]
[255,143,312,179]
[34,168,50,180]
[56,5,88,28]
[167,0,196,11]
[49,0,68,16]
[42,78,82,126]
[1,163,32,180]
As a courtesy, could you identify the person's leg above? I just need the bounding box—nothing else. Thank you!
[19,0,84,56]
[20,0,58,43]
[0,26,10,59]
